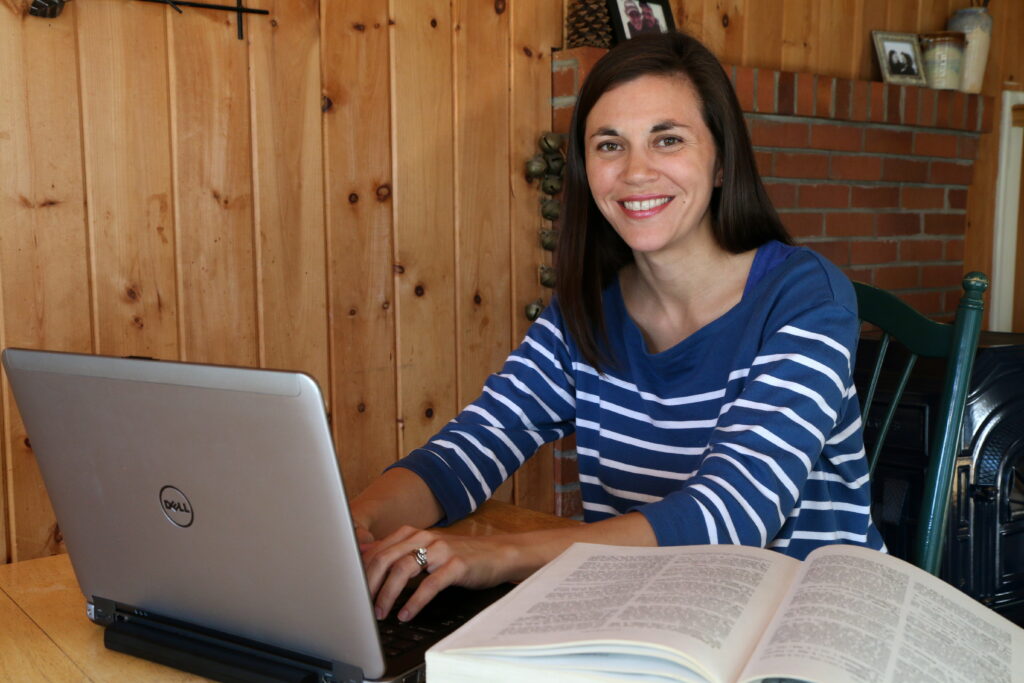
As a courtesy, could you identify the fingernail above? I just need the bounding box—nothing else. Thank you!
[374,606,383,620]
[397,609,410,622]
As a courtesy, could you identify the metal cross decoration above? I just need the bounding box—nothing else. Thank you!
[136,0,269,40]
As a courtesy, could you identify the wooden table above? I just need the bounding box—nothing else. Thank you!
[0,501,577,681]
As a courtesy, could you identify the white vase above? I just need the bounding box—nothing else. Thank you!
[948,7,992,94]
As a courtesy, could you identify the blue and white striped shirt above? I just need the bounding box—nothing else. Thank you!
[395,242,886,559]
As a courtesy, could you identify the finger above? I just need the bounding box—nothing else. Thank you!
[364,529,437,596]
[396,558,466,622]
[354,524,374,546]
[374,553,426,620]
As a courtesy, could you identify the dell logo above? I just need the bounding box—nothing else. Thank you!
[159,486,194,528]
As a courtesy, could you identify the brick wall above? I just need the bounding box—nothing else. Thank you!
[548,47,994,518]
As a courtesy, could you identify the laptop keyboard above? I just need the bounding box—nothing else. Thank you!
[377,616,461,658]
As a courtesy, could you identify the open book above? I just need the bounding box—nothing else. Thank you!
[426,542,1024,683]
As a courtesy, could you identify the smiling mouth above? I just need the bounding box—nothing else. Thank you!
[621,197,671,211]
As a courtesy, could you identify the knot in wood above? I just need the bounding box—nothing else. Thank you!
[375,184,392,201]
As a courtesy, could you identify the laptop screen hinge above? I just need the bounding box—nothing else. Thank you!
[96,598,363,683]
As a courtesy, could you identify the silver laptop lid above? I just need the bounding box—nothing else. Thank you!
[2,348,386,679]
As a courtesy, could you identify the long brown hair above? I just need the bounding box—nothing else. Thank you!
[554,31,790,372]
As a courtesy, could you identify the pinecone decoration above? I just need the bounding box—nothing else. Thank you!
[566,0,613,49]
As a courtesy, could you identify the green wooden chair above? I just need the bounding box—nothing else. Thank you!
[853,272,988,576]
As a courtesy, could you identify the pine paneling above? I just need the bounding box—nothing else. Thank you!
[249,0,329,390]
[78,0,178,361]
[321,1,398,498]
[0,1,91,562]
[390,0,457,455]
[170,9,259,366]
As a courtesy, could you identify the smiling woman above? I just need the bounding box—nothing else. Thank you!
[349,31,885,625]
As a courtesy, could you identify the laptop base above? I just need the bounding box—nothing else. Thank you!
[96,597,363,683]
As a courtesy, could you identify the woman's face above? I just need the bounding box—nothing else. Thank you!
[584,74,720,261]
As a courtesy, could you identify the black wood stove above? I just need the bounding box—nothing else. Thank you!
[857,332,1024,626]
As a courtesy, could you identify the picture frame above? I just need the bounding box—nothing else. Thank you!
[605,0,676,45]
[871,31,927,86]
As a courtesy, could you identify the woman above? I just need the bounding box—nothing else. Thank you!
[352,31,884,623]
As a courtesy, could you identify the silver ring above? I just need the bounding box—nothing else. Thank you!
[412,546,428,568]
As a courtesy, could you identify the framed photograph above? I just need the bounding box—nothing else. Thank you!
[872,31,927,86]
[606,0,676,44]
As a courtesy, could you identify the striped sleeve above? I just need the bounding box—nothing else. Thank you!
[637,298,865,549]
[390,304,577,524]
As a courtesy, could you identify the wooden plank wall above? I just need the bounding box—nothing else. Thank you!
[2,0,1021,564]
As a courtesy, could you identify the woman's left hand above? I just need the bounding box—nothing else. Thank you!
[361,525,520,622]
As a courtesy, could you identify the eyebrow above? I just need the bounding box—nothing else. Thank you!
[589,120,691,138]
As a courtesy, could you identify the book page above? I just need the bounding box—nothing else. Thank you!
[739,544,1024,683]
[429,543,801,683]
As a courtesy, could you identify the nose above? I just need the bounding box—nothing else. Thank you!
[622,148,657,185]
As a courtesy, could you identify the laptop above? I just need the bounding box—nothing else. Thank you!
[2,348,510,683]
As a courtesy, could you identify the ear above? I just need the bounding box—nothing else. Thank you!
[714,167,724,187]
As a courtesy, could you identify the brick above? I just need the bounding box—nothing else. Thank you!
[552,65,577,99]
[924,213,966,235]
[919,88,937,127]
[852,185,899,208]
[747,118,809,148]
[776,71,795,115]
[797,73,815,116]
[852,81,870,121]
[835,79,853,120]
[864,128,913,154]
[921,264,964,289]
[816,77,834,118]
[903,86,919,127]
[554,433,577,451]
[755,150,774,175]
[899,239,944,261]
[930,161,973,186]
[735,66,755,112]
[845,267,874,285]
[850,240,899,265]
[944,238,964,261]
[870,82,886,122]
[554,453,579,485]
[913,132,959,158]
[552,106,573,135]
[757,69,777,114]
[898,290,944,315]
[555,489,582,519]
[966,94,979,132]
[774,152,829,179]
[980,96,994,132]
[765,182,798,209]
[886,85,901,123]
[936,90,955,129]
[958,134,979,161]
[951,92,967,130]
[900,186,945,210]
[569,46,608,84]
[806,240,850,267]
[874,265,920,289]
[799,183,850,208]
[882,158,929,183]
[780,212,824,238]
[809,122,862,151]
[830,154,883,181]
[947,188,967,210]
[877,213,921,236]
[826,212,875,237]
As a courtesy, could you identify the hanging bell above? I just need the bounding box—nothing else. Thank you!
[540,175,563,195]
[544,152,565,176]
[539,229,559,251]
[539,265,556,288]
[538,131,564,153]
[540,198,560,221]
[525,154,547,180]
[524,298,545,321]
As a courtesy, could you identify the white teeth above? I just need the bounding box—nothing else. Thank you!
[623,197,670,211]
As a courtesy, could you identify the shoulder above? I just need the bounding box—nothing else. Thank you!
[754,243,857,317]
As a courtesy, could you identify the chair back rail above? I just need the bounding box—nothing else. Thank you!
[853,272,988,576]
